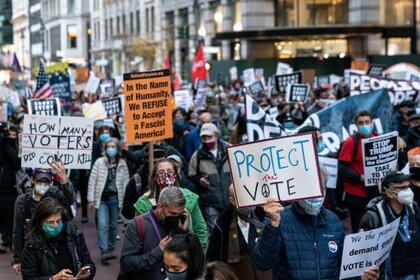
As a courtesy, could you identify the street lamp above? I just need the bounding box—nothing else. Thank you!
[20,31,25,69]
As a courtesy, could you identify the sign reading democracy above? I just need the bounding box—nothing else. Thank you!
[275,71,302,94]
[362,131,398,187]
[21,115,94,169]
[339,218,400,279]
[102,96,123,116]
[123,69,173,143]
[27,98,61,116]
[286,84,309,103]
[227,133,323,207]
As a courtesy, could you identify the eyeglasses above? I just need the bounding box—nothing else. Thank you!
[156,170,175,176]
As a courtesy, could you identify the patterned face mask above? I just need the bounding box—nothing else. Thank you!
[154,171,176,189]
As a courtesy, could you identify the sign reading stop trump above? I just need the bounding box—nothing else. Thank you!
[123,69,173,144]
[227,133,323,207]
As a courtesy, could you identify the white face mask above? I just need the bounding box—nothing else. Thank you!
[297,197,325,216]
[34,183,51,196]
[397,188,414,206]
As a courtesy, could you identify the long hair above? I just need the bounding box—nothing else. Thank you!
[164,233,205,280]
[146,159,180,199]
[28,197,67,237]
[203,262,238,280]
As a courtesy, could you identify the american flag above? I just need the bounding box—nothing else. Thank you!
[33,61,52,99]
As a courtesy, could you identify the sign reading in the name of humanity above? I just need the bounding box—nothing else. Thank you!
[349,72,420,106]
[227,133,323,207]
[339,218,400,279]
[362,131,398,187]
[275,71,302,94]
[286,84,309,103]
[21,115,94,169]
[102,96,123,116]
[123,69,173,143]
[27,98,61,116]
[248,81,264,96]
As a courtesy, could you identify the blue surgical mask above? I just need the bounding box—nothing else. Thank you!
[174,118,186,126]
[99,133,110,142]
[317,141,327,153]
[106,147,118,157]
[358,125,372,136]
[297,197,324,216]
[284,121,295,129]
[42,222,63,237]
[166,270,188,280]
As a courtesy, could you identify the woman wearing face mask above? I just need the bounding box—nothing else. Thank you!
[133,159,208,249]
[88,138,129,263]
[163,233,205,280]
[91,125,113,169]
[172,108,192,153]
[359,171,420,279]
[21,198,95,280]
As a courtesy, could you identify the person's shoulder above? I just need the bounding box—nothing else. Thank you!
[321,208,342,224]
[15,193,28,205]
[181,188,198,200]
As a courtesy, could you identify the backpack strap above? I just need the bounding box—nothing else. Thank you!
[133,173,142,196]
[134,215,146,244]
[350,135,359,161]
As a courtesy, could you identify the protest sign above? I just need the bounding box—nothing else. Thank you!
[303,89,398,157]
[301,69,316,86]
[339,218,400,279]
[243,68,255,87]
[123,69,173,143]
[227,133,323,207]
[34,63,71,102]
[351,60,369,72]
[245,93,287,142]
[367,64,386,77]
[82,101,107,121]
[194,87,207,109]
[85,76,100,93]
[318,156,338,189]
[100,79,116,95]
[275,71,302,94]
[362,131,398,187]
[349,72,420,106]
[102,96,123,116]
[285,84,309,103]
[317,75,330,88]
[195,78,207,90]
[229,66,238,80]
[344,69,365,86]
[276,62,292,75]
[174,89,191,111]
[21,115,94,169]
[27,98,61,116]
[0,85,21,107]
[248,81,264,96]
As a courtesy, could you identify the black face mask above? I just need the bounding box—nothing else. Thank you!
[161,209,180,229]
[410,166,420,181]
[412,125,420,135]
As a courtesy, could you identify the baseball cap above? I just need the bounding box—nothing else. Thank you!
[200,123,219,137]
[381,171,413,191]
[167,154,183,164]
[33,168,53,182]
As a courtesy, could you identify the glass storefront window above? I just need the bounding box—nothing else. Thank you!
[381,0,413,26]
[274,38,347,58]
[387,38,411,55]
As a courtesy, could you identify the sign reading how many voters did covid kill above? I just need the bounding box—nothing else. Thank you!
[21,115,94,169]
[362,131,398,187]
[227,133,323,207]
[123,69,173,144]
[339,218,400,279]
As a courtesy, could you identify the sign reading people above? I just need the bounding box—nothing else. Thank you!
[227,133,323,207]
[27,98,61,116]
[275,71,302,94]
[339,218,400,279]
[123,69,173,143]
[21,115,94,169]
[362,131,398,187]
[102,96,123,116]
[349,72,420,106]
[285,84,309,103]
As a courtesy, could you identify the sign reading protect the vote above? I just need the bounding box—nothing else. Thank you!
[21,115,94,169]
[227,133,323,207]
[362,131,398,187]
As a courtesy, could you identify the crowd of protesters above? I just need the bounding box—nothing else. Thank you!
[0,74,419,280]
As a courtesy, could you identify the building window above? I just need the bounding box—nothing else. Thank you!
[67,25,77,48]
[146,8,150,33]
[386,38,411,55]
[110,18,113,37]
[382,0,413,26]
[151,6,155,33]
[93,0,99,10]
[117,16,120,35]
[122,14,126,32]
[130,12,134,34]
[274,39,347,58]
[136,10,140,34]
[68,0,75,14]
[105,19,108,40]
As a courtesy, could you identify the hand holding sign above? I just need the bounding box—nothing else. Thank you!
[263,198,284,227]
[361,266,380,280]
[50,159,68,184]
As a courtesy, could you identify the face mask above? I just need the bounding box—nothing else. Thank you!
[317,99,329,108]
[34,183,50,196]
[317,141,327,153]
[397,188,414,206]
[99,133,110,142]
[162,209,180,229]
[297,197,324,216]
[284,122,294,129]
[413,125,420,135]
[410,166,420,181]
[106,147,118,157]
[204,140,217,150]
[42,222,63,237]
[174,119,186,126]
[358,125,372,136]
[154,172,177,189]
[166,270,188,280]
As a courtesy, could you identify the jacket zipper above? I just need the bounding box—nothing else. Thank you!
[313,241,321,280]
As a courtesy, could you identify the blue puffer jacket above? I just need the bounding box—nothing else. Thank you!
[251,203,345,280]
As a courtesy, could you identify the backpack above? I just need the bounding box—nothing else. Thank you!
[117,215,146,280]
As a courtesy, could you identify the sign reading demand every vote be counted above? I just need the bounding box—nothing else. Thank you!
[227,133,323,207]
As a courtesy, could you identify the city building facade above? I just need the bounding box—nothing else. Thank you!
[11,0,31,69]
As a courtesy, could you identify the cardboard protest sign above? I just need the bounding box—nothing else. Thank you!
[362,131,398,187]
[243,68,255,87]
[248,81,264,96]
[339,218,400,279]
[245,93,287,142]
[276,62,292,75]
[318,157,338,189]
[82,101,107,121]
[303,89,397,157]
[301,69,316,86]
[34,63,72,102]
[227,133,323,207]
[85,76,100,93]
[21,115,94,169]
[285,84,309,103]
[27,98,61,116]
[174,90,191,111]
[367,64,386,77]
[275,71,302,94]
[195,78,207,90]
[123,69,173,143]
[102,96,123,116]
[349,72,420,106]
